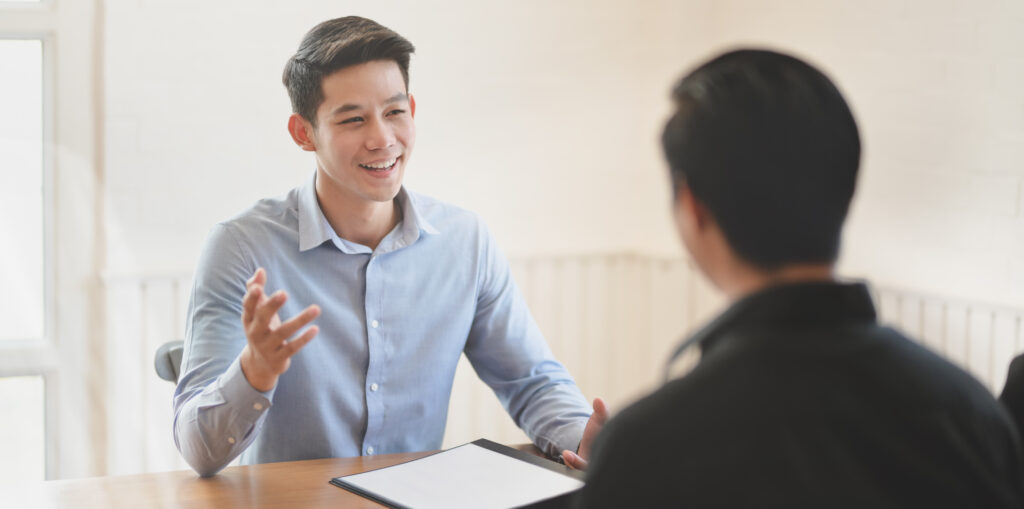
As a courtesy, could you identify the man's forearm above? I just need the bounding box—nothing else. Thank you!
[511,381,591,457]
[173,357,274,476]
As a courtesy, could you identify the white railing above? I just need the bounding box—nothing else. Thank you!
[105,273,191,475]
[872,286,1022,394]
[446,254,725,448]
[102,255,1022,474]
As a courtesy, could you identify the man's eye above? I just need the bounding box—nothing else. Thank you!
[387,109,406,116]
[339,117,363,125]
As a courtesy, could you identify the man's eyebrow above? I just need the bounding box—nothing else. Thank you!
[329,93,409,117]
[384,92,410,104]
[330,103,362,116]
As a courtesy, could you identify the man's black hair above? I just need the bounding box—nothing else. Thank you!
[662,49,861,269]
[283,16,415,126]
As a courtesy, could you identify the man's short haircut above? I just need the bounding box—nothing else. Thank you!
[662,49,861,270]
[283,16,415,126]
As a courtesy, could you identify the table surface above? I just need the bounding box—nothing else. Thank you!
[4,444,549,509]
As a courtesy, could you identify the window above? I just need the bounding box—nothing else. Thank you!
[0,38,45,343]
[0,37,46,485]
[1,0,103,480]
[0,376,45,485]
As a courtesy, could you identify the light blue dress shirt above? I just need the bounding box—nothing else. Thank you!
[173,172,591,476]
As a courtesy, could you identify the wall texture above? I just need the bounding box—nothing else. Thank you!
[695,0,1024,307]
[103,0,706,277]
[105,0,1024,307]
[96,0,1024,476]
[103,255,1023,474]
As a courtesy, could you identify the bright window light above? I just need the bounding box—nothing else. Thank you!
[0,39,44,342]
[0,376,45,485]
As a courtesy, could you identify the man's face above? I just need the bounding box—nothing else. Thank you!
[307,60,415,206]
[673,184,715,284]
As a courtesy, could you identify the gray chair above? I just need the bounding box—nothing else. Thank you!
[155,340,185,383]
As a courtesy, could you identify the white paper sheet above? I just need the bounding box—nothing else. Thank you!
[335,442,584,509]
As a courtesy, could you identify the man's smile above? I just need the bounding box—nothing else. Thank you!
[359,157,398,171]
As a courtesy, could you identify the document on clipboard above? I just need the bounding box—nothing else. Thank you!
[329,439,585,509]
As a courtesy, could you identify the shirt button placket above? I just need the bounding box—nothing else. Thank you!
[364,255,383,456]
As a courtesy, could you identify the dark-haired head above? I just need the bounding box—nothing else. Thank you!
[662,49,860,270]
[283,16,415,126]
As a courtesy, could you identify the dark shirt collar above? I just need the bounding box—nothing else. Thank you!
[666,281,877,379]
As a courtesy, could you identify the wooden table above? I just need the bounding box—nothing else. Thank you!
[4,445,548,508]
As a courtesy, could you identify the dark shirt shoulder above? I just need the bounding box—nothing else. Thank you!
[574,283,1024,508]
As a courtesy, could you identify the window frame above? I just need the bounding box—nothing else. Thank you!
[0,0,103,480]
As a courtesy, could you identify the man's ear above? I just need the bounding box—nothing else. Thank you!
[675,185,711,232]
[288,113,317,152]
[409,94,416,118]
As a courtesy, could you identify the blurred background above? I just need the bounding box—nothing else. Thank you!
[3,0,1024,483]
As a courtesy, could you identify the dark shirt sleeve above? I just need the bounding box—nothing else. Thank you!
[570,412,651,509]
[1000,353,1024,434]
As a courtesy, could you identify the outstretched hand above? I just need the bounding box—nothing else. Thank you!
[239,268,321,392]
[562,397,609,471]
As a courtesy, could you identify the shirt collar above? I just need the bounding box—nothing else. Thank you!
[665,281,877,379]
[297,171,439,253]
[368,187,439,255]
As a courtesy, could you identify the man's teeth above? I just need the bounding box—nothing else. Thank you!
[360,158,397,169]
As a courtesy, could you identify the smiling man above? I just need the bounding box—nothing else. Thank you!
[172,16,605,477]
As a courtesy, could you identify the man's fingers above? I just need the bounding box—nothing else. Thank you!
[251,290,288,332]
[241,266,268,321]
[281,325,319,357]
[577,396,610,461]
[242,268,268,325]
[245,277,266,298]
[241,284,263,325]
[271,305,321,343]
[562,450,588,471]
[593,397,609,423]
[247,267,266,287]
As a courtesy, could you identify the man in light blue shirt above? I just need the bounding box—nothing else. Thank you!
[173,16,606,477]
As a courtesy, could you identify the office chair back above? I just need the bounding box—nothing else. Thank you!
[155,340,185,383]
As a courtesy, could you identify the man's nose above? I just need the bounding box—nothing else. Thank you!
[365,118,396,150]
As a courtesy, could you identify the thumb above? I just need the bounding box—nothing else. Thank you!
[593,397,609,422]
[562,450,589,471]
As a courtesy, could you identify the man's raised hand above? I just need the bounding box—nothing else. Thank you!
[239,268,320,392]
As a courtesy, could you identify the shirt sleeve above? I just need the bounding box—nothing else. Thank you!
[1000,353,1024,433]
[462,220,592,457]
[172,223,274,477]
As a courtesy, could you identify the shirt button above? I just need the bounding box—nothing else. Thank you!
[253,403,263,411]
[371,320,379,329]
[227,437,236,445]
[370,383,379,392]
[366,446,375,455]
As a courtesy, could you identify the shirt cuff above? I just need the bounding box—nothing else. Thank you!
[218,356,276,411]
[544,420,587,457]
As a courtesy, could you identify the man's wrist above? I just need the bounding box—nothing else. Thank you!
[239,347,277,392]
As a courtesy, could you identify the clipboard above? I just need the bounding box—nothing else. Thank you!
[329,439,585,509]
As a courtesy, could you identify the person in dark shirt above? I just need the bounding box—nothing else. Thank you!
[1002,354,1024,434]
[566,49,1024,508]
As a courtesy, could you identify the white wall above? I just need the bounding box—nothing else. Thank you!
[103,0,706,277]
[96,0,1024,474]
[694,0,1024,308]
[106,0,1024,308]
